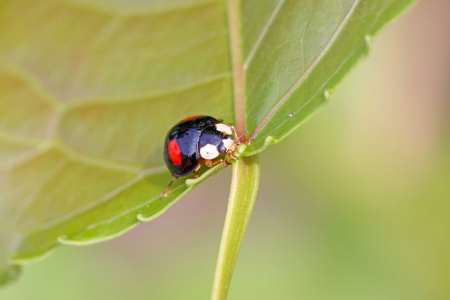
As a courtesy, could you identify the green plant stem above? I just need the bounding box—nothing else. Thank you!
[211,155,260,300]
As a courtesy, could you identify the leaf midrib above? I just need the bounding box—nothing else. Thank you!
[226,0,246,137]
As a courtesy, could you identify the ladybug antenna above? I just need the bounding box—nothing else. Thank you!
[229,125,247,144]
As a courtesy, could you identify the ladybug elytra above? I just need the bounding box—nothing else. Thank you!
[162,115,239,197]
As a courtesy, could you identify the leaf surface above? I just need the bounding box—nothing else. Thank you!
[0,0,417,283]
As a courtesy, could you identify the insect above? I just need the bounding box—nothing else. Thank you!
[162,115,239,197]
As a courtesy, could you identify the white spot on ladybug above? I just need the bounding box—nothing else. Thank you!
[200,144,219,160]
[222,138,236,152]
[215,123,232,135]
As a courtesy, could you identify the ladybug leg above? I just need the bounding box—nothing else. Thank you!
[229,152,238,161]
[161,177,177,198]
[223,153,232,165]
[193,159,203,179]
[205,159,223,167]
[223,154,229,165]
[223,151,238,165]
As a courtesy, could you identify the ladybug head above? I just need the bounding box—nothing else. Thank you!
[218,134,236,154]
[213,123,238,155]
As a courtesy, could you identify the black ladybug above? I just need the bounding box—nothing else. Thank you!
[162,115,239,197]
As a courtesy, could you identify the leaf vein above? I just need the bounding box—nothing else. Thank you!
[18,166,166,234]
[248,0,361,141]
[67,72,232,108]
[54,0,222,17]
[267,46,359,138]
[243,0,286,69]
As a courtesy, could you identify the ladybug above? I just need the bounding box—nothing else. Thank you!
[162,115,239,197]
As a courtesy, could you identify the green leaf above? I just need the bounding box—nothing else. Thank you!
[0,0,417,283]
[241,0,419,153]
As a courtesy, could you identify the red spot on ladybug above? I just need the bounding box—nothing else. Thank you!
[168,139,182,165]
[183,115,204,121]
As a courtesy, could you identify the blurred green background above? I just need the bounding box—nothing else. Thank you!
[2,1,449,299]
